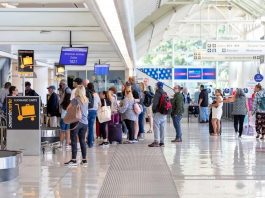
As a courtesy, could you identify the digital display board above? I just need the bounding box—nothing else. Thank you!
[59,47,88,65]
[94,64,110,75]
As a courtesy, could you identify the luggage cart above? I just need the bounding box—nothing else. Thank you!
[15,104,36,121]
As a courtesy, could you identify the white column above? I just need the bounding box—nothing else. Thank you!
[33,66,48,104]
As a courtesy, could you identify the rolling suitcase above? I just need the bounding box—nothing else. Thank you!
[108,114,122,144]
[209,110,222,135]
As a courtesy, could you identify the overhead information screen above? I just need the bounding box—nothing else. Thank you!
[94,64,110,75]
[59,47,88,65]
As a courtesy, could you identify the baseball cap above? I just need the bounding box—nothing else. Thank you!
[47,85,56,90]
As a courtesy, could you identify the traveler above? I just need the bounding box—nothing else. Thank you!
[98,91,111,147]
[128,77,141,141]
[144,85,154,133]
[70,78,83,100]
[59,79,71,149]
[182,87,191,104]
[210,89,223,136]
[227,88,249,138]
[0,82,11,109]
[2,86,18,113]
[25,81,39,96]
[148,82,168,147]
[198,85,209,123]
[46,85,59,128]
[171,85,184,142]
[108,86,119,115]
[83,79,89,87]
[252,84,265,139]
[87,82,101,148]
[64,85,88,166]
[138,82,146,140]
[119,85,137,143]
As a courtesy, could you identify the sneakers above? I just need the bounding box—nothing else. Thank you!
[64,160,77,167]
[171,139,182,143]
[65,145,71,151]
[124,140,133,144]
[132,139,139,143]
[81,159,88,166]
[159,143,165,147]
[148,142,160,147]
[256,134,260,139]
[99,142,110,147]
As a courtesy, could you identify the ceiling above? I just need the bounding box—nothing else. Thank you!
[134,0,265,59]
[0,0,128,70]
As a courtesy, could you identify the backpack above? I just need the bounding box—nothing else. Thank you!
[158,92,172,115]
[143,91,153,107]
[86,89,94,109]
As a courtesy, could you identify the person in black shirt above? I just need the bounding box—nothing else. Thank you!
[47,85,59,127]
[25,81,39,96]
[198,85,209,123]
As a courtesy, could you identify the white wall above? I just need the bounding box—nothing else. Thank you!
[33,67,48,104]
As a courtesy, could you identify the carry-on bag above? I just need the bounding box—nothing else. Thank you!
[209,110,222,135]
[108,114,122,144]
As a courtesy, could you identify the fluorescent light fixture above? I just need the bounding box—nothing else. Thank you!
[95,0,134,72]
[1,3,17,8]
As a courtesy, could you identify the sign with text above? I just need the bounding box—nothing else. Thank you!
[18,50,34,73]
[59,47,88,65]
[174,68,187,80]
[188,68,202,80]
[7,96,40,130]
[206,41,265,55]
[254,73,264,82]
[203,68,216,80]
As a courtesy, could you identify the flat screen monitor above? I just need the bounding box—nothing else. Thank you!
[188,68,202,80]
[94,64,110,75]
[174,68,187,80]
[59,47,88,65]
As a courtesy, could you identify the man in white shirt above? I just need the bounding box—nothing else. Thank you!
[70,78,83,100]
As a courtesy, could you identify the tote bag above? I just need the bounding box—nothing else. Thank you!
[63,103,82,124]
[98,99,111,123]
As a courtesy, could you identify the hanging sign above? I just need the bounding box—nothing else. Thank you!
[254,73,264,82]
[18,50,34,73]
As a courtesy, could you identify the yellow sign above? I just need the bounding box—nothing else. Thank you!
[15,104,36,121]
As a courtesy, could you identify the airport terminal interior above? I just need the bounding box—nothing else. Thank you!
[1,0,265,197]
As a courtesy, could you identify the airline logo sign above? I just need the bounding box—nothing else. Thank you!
[202,68,216,80]
[254,74,264,82]
[174,68,187,80]
[188,68,202,80]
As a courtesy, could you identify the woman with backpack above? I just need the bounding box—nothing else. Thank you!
[118,85,138,144]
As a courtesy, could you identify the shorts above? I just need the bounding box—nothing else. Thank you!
[60,119,70,131]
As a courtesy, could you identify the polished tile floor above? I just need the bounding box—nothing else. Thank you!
[1,118,265,198]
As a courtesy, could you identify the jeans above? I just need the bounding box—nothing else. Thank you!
[153,113,167,143]
[172,115,182,140]
[124,119,134,141]
[234,115,245,136]
[138,107,146,134]
[87,110,97,147]
[70,122,87,159]
[200,107,209,122]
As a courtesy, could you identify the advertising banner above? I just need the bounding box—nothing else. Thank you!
[18,50,34,73]
[7,96,40,130]
[202,68,216,80]
[188,68,202,80]
[174,68,187,80]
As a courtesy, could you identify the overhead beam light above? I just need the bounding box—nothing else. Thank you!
[95,0,134,75]
[1,3,17,8]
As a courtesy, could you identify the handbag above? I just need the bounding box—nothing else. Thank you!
[63,103,82,124]
[97,99,111,123]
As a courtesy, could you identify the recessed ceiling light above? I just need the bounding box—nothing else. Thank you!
[40,30,51,34]
[1,3,17,8]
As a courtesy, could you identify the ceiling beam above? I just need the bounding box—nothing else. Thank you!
[0,0,84,3]
[0,26,101,31]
